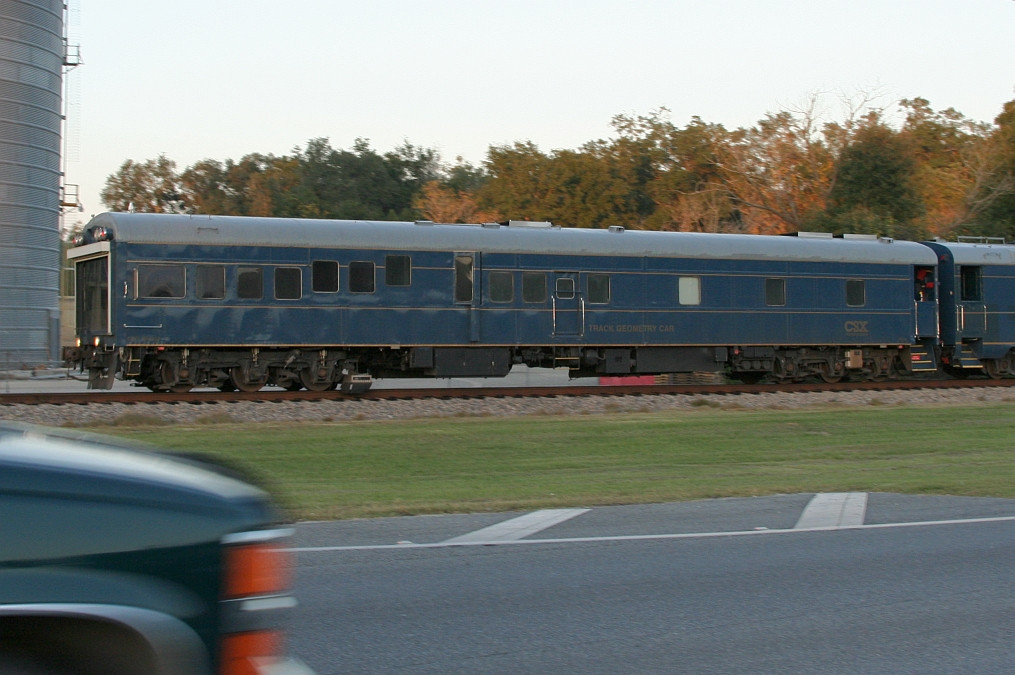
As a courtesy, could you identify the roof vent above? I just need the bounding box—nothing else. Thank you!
[786,231,833,238]
[503,220,554,228]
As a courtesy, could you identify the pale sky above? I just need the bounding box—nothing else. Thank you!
[63,0,1014,225]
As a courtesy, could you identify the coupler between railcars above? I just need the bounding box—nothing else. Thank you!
[63,343,118,390]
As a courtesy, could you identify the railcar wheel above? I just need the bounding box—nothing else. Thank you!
[156,360,191,392]
[230,367,267,392]
[983,359,1002,380]
[868,355,894,381]
[300,370,336,392]
[818,363,843,384]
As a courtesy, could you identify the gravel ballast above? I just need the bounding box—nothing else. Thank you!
[2,386,1013,427]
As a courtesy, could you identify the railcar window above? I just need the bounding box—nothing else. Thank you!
[196,265,225,299]
[960,266,982,302]
[678,276,701,306]
[915,266,934,301]
[489,271,513,303]
[555,277,576,300]
[275,267,302,300]
[846,279,866,307]
[237,267,263,299]
[765,278,786,306]
[522,272,547,303]
[386,255,411,286]
[138,264,185,298]
[312,260,338,293]
[455,255,474,303]
[349,261,375,293]
[588,274,610,304]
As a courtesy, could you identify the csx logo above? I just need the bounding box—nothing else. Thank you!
[844,320,869,334]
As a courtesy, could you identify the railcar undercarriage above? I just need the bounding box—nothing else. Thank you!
[727,345,914,384]
[64,342,933,393]
[941,346,1015,380]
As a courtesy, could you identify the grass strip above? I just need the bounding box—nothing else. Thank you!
[99,402,1015,520]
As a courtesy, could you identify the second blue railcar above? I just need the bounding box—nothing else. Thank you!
[923,240,1015,378]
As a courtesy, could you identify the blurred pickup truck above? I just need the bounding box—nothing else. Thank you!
[0,422,313,675]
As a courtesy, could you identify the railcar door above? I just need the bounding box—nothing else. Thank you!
[66,245,115,388]
[454,253,480,342]
[551,272,583,337]
[913,265,938,338]
[72,252,111,339]
[66,244,113,343]
[957,265,987,339]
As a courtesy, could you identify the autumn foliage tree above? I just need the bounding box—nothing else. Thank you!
[100,154,184,213]
[975,100,1015,238]
[101,95,1015,241]
[606,111,733,232]
[103,139,440,221]
[477,140,652,229]
[817,121,925,238]
[414,181,501,223]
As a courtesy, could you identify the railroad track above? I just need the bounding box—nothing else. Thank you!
[2,377,1014,407]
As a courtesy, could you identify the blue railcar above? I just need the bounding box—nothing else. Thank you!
[922,240,1015,378]
[64,213,940,391]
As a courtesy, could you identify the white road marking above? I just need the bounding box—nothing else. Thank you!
[290,515,1015,553]
[794,492,868,529]
[442,508,591,544]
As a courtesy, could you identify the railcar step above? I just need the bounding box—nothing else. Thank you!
[952,343,983,369]
[909,346,937,372]
[553,356,582,370]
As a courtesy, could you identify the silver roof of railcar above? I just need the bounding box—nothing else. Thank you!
[80,212,938,265]
[923,240,1015,266]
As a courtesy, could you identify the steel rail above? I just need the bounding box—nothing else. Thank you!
[2,377,1014,407]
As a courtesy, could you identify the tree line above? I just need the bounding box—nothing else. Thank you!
[100,93,1015,241]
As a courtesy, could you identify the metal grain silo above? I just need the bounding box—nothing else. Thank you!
[0,0,63,367]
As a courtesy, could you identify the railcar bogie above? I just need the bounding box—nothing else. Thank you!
[728,345,911,384]
[122,346,354,393]
[980,350,1015,380]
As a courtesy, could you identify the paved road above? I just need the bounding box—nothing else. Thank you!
[288,493,1015,673]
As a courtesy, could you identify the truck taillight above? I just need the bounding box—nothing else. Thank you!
[224,539,291,598]
[220,528,297,675]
